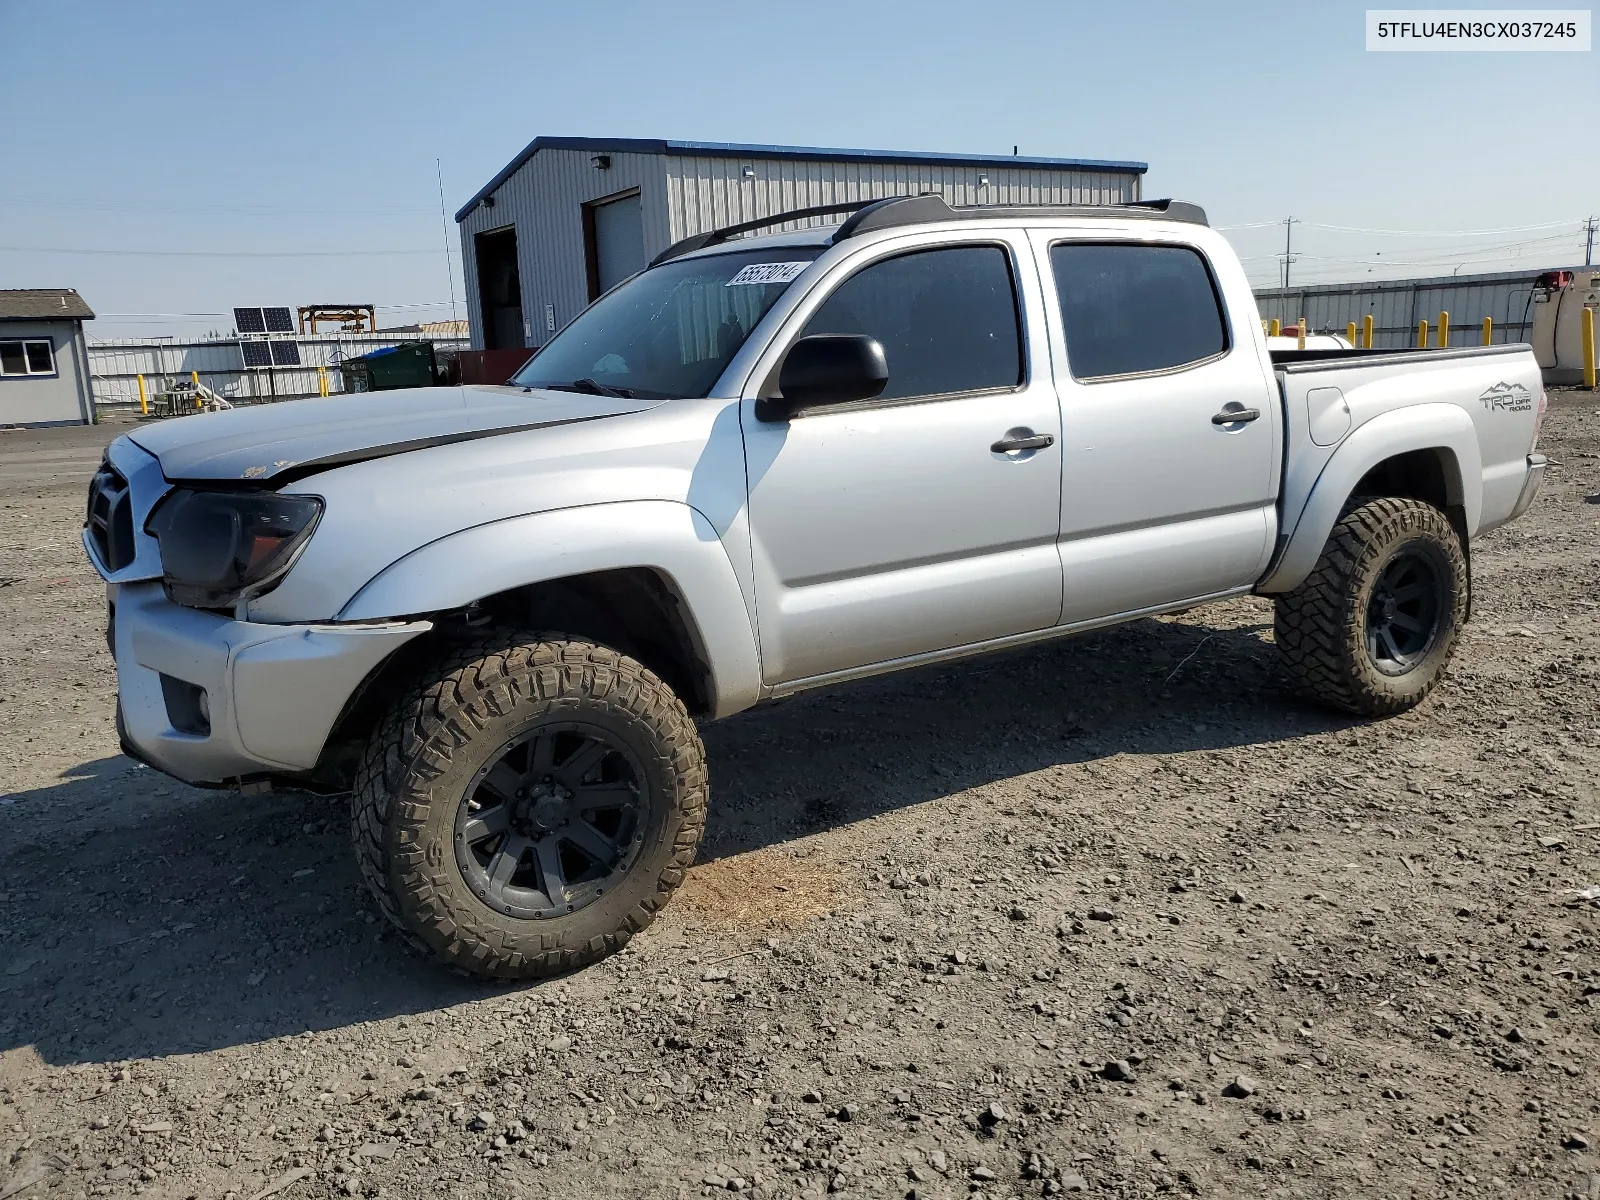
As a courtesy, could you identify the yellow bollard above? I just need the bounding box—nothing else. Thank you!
[1481,316,1493,346]
[1297,319,1306,350]
[1583,306,1596,390]
[1346,321,1358,346]
[1268,318,1281,337]
[318,366,329,397]
[1362,313,1374,349]
[1418,319,1429,348]
[136,374,148,416]
[191,369,202,408]
[1437,311,1449,348]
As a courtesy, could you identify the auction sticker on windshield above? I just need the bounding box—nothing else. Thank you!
[726,262,810,286]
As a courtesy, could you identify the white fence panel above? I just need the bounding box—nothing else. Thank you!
[87,333,470,407]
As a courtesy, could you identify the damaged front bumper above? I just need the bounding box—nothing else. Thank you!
[109,581,429,786]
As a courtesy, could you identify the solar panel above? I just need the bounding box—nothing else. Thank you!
[270,341,301,366]
[263,307,295,333]
[234,307,266,334]
[241,341,272,367]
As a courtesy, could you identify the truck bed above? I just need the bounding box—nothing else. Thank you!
[1261,342,1544,592]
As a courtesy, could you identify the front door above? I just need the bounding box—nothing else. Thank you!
[1031,234,1280,624]
[743,238,1064,685]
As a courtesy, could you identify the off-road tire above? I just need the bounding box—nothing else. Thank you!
[1274,497,1468,716]
[351,631,707,979]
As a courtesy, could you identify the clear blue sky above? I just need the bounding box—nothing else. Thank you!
[1,0,1594,339]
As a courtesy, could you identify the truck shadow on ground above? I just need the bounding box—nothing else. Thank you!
[0,606,1359,1066]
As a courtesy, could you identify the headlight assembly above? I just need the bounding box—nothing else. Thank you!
[145,489,323,609]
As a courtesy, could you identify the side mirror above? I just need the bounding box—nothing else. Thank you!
[760,334,888,420]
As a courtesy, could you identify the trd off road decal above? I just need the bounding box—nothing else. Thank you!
[1479,381,1533,413]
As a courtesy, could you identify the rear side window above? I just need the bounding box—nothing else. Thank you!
[1050,243,1227,380]
[801,245,1021,401]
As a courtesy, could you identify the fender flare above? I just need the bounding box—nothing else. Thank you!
[1256,403,1482,594]
[338,499,762,717]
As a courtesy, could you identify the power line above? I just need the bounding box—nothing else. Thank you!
[1221,217,1582,238]
[1304,218,1580,237]
[0,194,434,217]
[0,245,440,258]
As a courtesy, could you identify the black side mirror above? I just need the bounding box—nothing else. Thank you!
[759,334,888,420]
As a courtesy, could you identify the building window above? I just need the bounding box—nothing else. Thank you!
[0,339,56,378]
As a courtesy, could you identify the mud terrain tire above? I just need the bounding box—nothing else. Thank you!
[1274,497,1468,717]
[351,632,707,979]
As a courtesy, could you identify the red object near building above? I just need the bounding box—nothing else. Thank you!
[456,348,535,386]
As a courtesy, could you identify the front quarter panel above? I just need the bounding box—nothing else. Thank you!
[337,500,762,718]
[246,397,739,623]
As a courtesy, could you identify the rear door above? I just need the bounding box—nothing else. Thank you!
[1031,233,1280,623]
[742,233,1064,685]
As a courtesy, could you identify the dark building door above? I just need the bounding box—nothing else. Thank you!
[475,227,524,349]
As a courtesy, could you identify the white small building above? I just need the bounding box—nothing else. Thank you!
[0,289,96,426]
[455,137,1147,352]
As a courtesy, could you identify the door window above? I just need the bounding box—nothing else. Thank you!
[801,245,1022,401]
[1050,243,1227,380]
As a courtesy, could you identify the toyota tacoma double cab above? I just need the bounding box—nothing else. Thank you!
[84,194,1547,978]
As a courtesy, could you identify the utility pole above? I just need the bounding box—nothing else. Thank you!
[1586,215,1596,267]
[437,158,460,326]
[1280,216,1299,322]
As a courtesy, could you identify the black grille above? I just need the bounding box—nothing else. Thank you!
[86,461,135,572]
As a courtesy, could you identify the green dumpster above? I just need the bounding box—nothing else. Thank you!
[340,342,439,392]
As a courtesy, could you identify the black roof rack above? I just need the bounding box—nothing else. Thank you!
[648,199,888,267]
[649,195,1208,267]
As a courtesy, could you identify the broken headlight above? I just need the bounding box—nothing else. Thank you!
[145,489,323,609]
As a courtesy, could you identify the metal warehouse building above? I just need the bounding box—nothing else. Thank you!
[455,137,1147,353]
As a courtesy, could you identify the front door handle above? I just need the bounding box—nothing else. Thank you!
[991,432,1055,452]
[1212,406,1262,425]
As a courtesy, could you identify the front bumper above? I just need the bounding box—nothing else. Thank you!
[110,581,430,785]
[1506,452,1547,523]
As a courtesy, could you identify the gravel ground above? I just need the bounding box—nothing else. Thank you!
[1,399,1597,1200]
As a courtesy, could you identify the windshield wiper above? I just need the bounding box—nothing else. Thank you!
[535,377,633,398]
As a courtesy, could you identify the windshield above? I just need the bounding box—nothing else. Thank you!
[512,246,825,399]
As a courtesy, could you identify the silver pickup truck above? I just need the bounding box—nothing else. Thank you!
[84,195,1546,978]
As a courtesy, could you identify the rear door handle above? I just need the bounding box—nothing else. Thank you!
[991,432,1055,452]
[1212,407,1261,425]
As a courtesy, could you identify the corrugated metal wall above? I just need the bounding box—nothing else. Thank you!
[88,333,468,407]
[663,156,1140,242]
[1252,267,1572,348]
[459,149,1142,351]
[459,148,674,351]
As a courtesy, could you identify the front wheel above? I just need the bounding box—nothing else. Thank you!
[351,633,707,979]
[1273,497,1468,716]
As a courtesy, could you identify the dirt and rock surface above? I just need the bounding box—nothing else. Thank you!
[1,400,1597,1200]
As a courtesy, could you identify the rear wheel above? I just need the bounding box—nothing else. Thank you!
[1273,497,1468,716]
[351,632,707,979]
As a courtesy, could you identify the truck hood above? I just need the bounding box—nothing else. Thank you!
[126,385,666,485]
